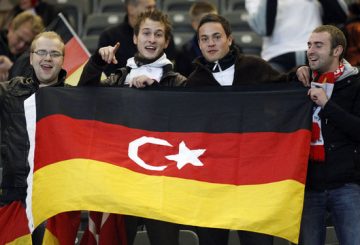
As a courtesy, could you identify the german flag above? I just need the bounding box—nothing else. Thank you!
[46,13,90,86]
[0,201,32,244]
[25,84,312,243]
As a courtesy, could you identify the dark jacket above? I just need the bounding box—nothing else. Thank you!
[78,51,186,87]
[0,30,16,62]
[176,34,202,77]
[186,47,288,87]
[306,66,360,191]
[98,15,177,76]
[0,69,66,204]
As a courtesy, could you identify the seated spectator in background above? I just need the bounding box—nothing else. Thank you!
[0,11,44,82]
[79,9,185,244]
[186,13,289,245]
[245,0,348,72]
[1,0,59,28]
[343,2,360,66]
[296,24,360,245]
[97,0,177,76]
[176,1,218,76]
[0,31,67,245]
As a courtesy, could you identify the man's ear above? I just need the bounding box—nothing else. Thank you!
[133,34,138,45]
[333,45,344,58]
[228,35,233,46]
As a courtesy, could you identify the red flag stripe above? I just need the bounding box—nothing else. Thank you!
[35,115,310,185]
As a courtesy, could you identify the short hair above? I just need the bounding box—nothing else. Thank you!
[11,11,44,35]
[30,31,65,55]
[133,9,172,42]
[312,25,347,60]
[189,1,218,20]
[197,13,232,38]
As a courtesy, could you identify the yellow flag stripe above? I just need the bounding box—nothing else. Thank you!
[6,234,32,245]
[32,159,304,243]
[42,229,60,245]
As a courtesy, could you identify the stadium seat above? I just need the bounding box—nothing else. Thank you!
[232,31,262,56]
[173,32,193,49]
[325,226,339,245]
[227,0,245,12]
[168,12,193,33]
[82,35,99,54]
[162,0,218,13]
[47,0,87,34]
[133,229,199,245]
[83,13,124,37]
[223,10,251,31]
[97,0,126,14]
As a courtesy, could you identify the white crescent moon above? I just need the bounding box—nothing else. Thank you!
[128,136,172,171]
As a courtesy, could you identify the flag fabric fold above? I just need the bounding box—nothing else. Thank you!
[25,84,312,243]
[0,201,32,244]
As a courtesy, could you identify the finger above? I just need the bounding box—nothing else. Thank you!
[113,42,120,54]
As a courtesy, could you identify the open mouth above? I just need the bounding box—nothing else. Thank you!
[40,64,53,72]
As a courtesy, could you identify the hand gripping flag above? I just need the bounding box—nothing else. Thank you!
[25,84,312,243]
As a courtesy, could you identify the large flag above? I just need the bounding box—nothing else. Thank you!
[25,84,312,243]
[46,13,90,86]
[0,201,32,244]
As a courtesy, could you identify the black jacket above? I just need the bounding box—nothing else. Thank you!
[98,15,177,76]
[0,30,16,62]
[78,51,186,88]
[186,47,288,87]
[306,69,360,191]
[0,69,66,204]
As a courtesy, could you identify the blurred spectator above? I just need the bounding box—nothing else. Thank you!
[246,0,348,72]
[1,0,59,29]
[343,2,360,66]
[176,1,218,76]
[0,11,44,82]
[98,0,177,76]
[0,0,14,29]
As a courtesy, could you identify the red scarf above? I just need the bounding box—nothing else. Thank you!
[310,63,344,162]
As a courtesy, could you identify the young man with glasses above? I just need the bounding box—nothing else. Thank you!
[0,31,66,244]
[0,11,44,82]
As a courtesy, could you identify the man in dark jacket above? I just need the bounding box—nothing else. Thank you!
[79,10,185,245]
[0,31,66,243]
[297,25,360,245]
[186,13,289,245]
[97,0,177,76]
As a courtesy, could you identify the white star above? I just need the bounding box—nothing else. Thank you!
[165,141,206,169]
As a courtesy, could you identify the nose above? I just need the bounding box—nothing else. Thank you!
[149,34,156,43]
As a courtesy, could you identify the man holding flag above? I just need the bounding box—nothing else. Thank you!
[297,25,360,245]
[0,31,66,244]
[79,9,186,245]
[186,13,292,245]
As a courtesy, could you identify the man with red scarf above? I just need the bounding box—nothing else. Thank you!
[297,25,360,245]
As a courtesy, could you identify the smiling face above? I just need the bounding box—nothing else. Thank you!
[307,31,342,74]
[7,21,36,55]
[133,18,169,60]
[30,36,64,85]
[198,22,232,62]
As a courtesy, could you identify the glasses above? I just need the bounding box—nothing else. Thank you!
[32,50,63,58]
